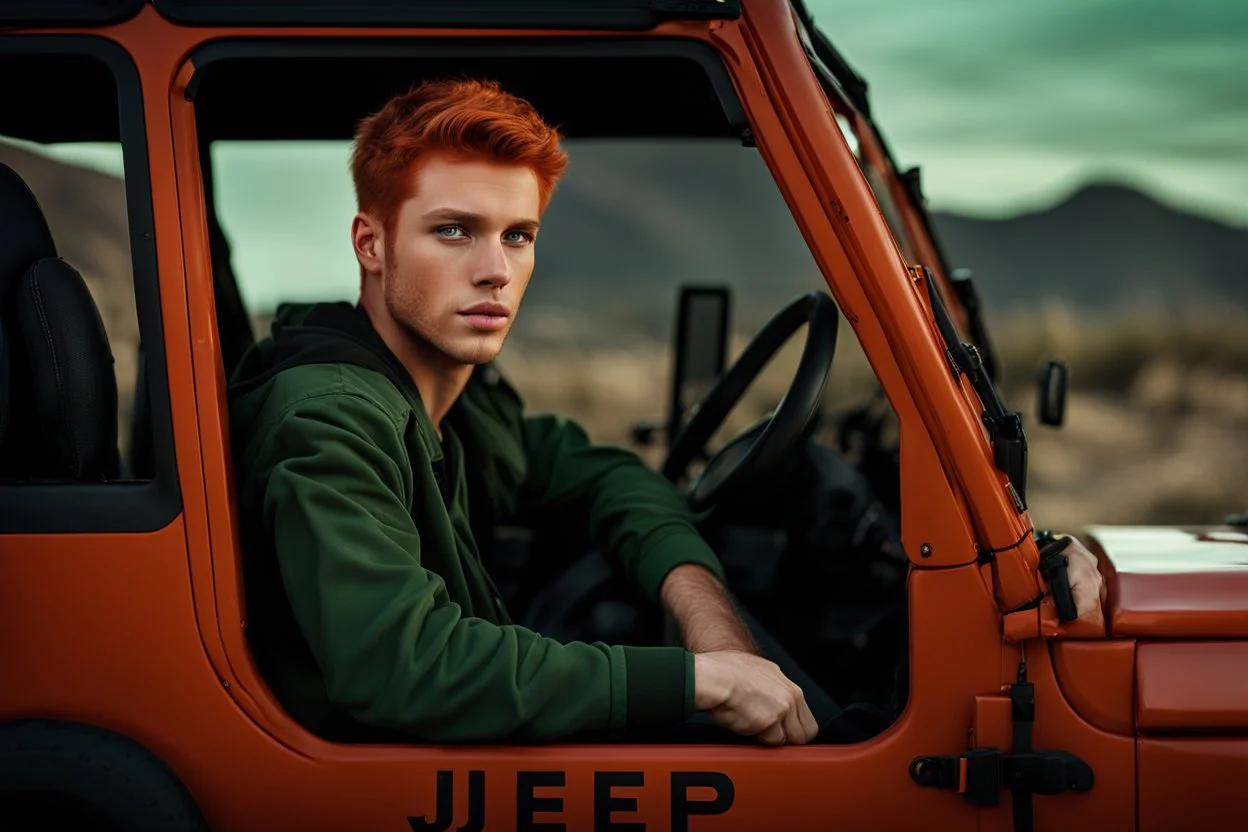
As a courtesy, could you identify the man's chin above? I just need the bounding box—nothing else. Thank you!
[447,336,505,366]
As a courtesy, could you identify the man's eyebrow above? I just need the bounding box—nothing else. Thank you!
[422,208,539,227]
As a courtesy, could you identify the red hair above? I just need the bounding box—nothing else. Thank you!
[350,79,568,238]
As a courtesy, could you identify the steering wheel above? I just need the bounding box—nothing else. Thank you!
[662,292,839,510]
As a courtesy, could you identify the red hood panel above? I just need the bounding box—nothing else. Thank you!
[1085,525,1248,638]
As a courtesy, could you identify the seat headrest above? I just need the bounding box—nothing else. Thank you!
[0,162,57,306]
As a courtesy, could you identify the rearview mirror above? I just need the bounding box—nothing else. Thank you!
[1037,359,1069,427]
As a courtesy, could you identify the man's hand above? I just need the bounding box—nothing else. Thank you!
[659,564,759,655]
[1061,536,1107,623]
[694,651,819,746]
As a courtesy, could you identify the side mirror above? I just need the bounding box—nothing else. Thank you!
[1036,359,1069,427]
[668,286,731,447]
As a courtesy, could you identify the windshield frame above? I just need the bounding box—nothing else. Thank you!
[789,1,974,337]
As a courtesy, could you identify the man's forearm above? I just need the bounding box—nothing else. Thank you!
[659,564,759,655]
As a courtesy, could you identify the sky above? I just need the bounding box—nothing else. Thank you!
[805,0,1248,224]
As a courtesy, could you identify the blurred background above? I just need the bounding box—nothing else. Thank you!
[2,0,1245,529]
[788,0,1248,528]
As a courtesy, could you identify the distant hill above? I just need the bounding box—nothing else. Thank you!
[931,183,1248,311]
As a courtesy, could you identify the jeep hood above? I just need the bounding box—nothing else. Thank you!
[1085,525,1248,638]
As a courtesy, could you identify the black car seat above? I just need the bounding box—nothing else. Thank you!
[0,161,119,481]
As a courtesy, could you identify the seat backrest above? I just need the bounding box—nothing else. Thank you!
[0,162,119,482]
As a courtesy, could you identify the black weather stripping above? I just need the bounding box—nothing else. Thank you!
[0,0,145,25]
[152,0,741,28]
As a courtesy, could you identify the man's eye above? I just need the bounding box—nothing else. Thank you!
[504,230,535,244]
[436,226,466,238]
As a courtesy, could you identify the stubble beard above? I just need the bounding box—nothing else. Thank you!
[382,267,510,369]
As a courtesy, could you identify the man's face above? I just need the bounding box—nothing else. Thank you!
[360,154,541,367]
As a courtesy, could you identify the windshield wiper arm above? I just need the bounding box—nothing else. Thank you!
[898,170,1002,382]
[949,268,1000,382]
[923,267,1028,511]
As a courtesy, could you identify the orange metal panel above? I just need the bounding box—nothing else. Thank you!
[1018,639,1136,832]
[0,525,302,832]
[1051,640,1135,735]
[1139,738,1248,831]
[0,545,1006,829]
[1090,526,1248,638]
[1137,642,1248,732]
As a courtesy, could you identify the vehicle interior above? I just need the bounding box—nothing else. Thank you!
[1,37,912,742]
[192,42,913,740]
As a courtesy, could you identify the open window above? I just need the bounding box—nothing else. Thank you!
[190,38,907,739]
[0,38,179,533]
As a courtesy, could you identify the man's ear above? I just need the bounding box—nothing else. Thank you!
[352,213,384,276]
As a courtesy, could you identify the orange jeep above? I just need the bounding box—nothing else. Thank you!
[1,1,1245,830]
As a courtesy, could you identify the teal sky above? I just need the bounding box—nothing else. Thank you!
[807,0,1248,223]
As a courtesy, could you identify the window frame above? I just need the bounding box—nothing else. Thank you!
[0,35,182,534]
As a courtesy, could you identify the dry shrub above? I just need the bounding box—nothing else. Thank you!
[991,303,1248,398]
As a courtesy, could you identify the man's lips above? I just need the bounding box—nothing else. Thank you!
[459,302,510,317]
[459,302,510,332]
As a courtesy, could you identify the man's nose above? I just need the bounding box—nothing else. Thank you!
[475,240,512,289]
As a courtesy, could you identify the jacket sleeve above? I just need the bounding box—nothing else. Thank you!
[257,391,690,742]
[520,413,727,603]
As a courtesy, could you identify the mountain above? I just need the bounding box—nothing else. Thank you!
[931,183,1248,311]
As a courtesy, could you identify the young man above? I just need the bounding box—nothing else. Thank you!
[229,79,1105,747]
[228,78,820,746]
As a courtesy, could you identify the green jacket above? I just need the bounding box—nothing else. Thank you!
[228,302,725,743]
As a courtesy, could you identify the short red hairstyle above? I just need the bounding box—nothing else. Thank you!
[350,79,568,239]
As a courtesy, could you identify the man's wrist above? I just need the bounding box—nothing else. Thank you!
[660,564,759,655]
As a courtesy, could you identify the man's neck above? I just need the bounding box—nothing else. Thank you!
[359,301,471,436]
